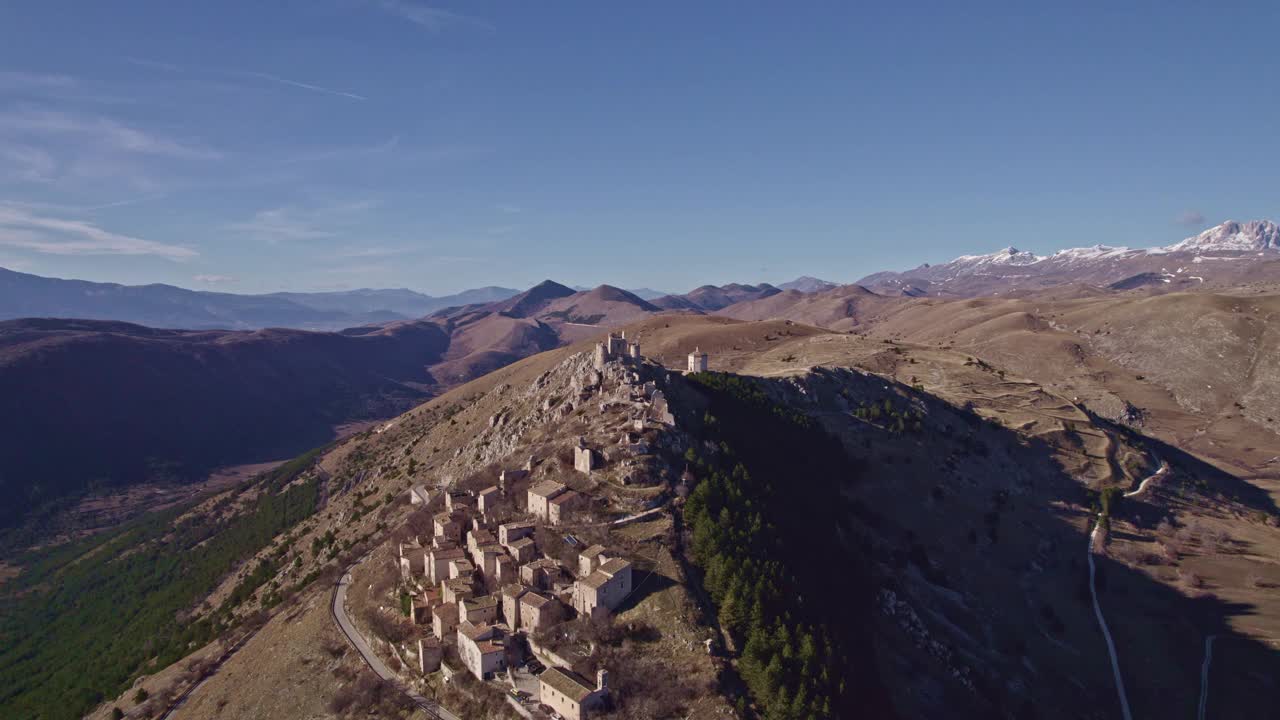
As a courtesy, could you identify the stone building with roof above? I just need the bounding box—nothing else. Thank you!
[572,558,633,620]
[501,584,528,630]
[427,547,467,584]
[577,545,609,577]
[548,489,585,525]
[476,485,501,514]
[499,520,536,546]
[457,623,507,680]
[518,590,564,632]
[539,667,609,720]
[521,557,566,592]
[431,602,459,641]
[527,480,568,522]
[459,594,499,626]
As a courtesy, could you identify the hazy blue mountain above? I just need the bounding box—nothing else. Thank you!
[778,276,838,293]
[0,267,518,330]
[569,285,669,300]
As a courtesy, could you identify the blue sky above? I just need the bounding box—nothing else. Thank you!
[0,1,1277,295]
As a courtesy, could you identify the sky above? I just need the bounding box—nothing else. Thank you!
[0,1,1278,295]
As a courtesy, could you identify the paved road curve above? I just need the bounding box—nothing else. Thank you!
[1080,460,1168,720]
[331,564,462,720]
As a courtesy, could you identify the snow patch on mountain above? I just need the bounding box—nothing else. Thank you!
[1165,220,1280,253]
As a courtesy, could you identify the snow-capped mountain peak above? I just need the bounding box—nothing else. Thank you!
[1165,220,1280,253]
[954,247,1042,266]
[1049,244,1136,261]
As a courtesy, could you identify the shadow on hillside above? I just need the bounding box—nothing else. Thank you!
[788,367,1280,719]
[616,568,677,614]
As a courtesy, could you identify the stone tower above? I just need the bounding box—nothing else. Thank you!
[687,347,708,373]
[606,331,627,357]
[574,439,594,475]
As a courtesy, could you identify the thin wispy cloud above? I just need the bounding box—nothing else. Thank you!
[241,71,367,101]
[0,204,197,259]
[0,106,220,160]
[79,194,170,212]
[0,70,77,92]
[123,57,184,73]
[193,273,238,284]
[230,207,338,243]
[332,243,423,259]
[124,57,367,101]
[0,143,58,183]
[363,0,493,31]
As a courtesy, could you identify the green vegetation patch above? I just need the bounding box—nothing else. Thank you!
[0,455,322,720]
[683,372,892,720]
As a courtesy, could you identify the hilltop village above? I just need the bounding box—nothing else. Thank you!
[373,333,712,719]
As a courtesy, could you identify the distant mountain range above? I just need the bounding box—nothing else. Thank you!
[859,220,1280,296]
[0,267,520,330]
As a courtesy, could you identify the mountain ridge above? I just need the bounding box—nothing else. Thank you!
[0,266,521,330]
[858,219,1280,296]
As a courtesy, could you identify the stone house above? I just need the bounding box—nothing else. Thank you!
[446,491,476,513]
[448,557,474,580]
[467,528,498,553]
[539,667,609,720]
[499,517,535,540]
[548,490,584,526]
[501,584,528,630]
[499,521,536,546]
[418,637,443,674]
[431,602,459,641]
[577,545,609,578]
[397,544,426,582]
[427,547,466,584]
[442,577,476,604]
[493,553,516,586]
[433,511,465,544]
[572,558,633,620]
[459,594,499,626]
[519,590,563,633]
[472,544,505,579]
[507,536,537,564]
[527,480,568,521]
[499,468,529,494]
[477,485,501,515]
[521,557,565,591]
[412,587,440,624]
[457,623,507,680]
